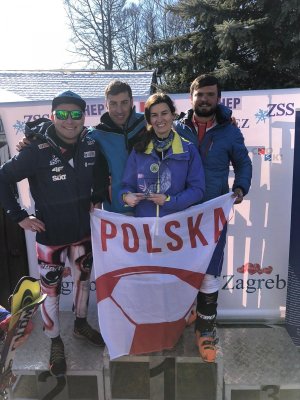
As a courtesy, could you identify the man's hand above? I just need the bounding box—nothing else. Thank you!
[16,137,30,152]
[232,188,244,204]
[231,116,237,127]
[90,202,102,211]
[18,216,46,232]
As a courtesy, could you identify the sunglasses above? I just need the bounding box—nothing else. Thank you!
[54,110,84,120]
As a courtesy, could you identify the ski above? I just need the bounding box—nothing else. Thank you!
[0,277,46,396]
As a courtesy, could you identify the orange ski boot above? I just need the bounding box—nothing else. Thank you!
[195,329,218,363]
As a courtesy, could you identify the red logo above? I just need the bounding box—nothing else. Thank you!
[62,267,71,278]
[237,263,273,275]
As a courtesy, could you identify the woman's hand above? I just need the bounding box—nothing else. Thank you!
[123,193,145,207]
[147,193,167,206]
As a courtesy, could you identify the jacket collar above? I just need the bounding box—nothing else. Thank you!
[98,105,143,131]
[179,104,232,126]
[144,130,184,155]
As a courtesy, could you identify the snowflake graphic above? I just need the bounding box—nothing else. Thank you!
[264,154,272,162]
[255,109,269,124]
[13,120,26,134]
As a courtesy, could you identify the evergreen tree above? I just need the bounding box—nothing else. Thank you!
[140,0,300,91]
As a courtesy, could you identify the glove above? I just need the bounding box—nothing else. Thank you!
[232,187,244,204]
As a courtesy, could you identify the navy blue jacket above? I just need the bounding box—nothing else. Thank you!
[176,106,252,202]
[0,120,109,245]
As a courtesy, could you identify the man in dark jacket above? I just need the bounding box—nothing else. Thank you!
[176,74,252,362]
[0,91,110,377]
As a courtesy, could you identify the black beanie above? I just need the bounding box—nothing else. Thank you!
[52,90,86,112]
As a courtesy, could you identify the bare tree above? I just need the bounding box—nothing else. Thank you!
[63,0,191,70]
[64,0,127,69]
[116,3,143,69]
[141,0,191,43]
[138,0,194,75]
[163,1,193,39]
[141,1,159,46]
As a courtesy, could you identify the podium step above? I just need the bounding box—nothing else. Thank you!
[220,324,300,400]
[7,311,300,400]
[103,326,223,400]
[10,310,104,400]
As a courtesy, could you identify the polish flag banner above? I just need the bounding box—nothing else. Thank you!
[91,193,234,359]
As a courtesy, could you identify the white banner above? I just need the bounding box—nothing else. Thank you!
[91,193,234,359]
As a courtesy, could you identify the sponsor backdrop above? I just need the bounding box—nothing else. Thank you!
[0,89,298,323]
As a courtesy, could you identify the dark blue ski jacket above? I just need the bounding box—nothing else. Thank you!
[0,119,109,245]
[176,106,252,202]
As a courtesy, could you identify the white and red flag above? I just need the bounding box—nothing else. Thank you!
[91,193,234,359]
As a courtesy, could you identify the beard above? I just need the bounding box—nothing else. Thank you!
[194,103,217,118]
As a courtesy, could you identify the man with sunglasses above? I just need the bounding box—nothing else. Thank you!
[0,91,109,377]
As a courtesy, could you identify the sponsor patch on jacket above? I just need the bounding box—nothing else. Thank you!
[49,156,61,166]
[38,143,50,149]
[86,138,95,145]
[52,166,64,173]
[52,174,67,182]
[85,162,95,167]
[84,151,95,158]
